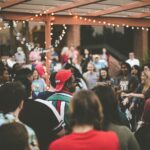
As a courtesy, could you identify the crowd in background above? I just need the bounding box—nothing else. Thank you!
[0,44,150,150]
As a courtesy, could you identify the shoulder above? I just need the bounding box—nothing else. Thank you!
[47,92,72,102]
[109,123,131,132]
[108,123,134,139]
[0,113,16,125]
[49,134,72,150]
[126,59,130,62]
[98,130,118,138]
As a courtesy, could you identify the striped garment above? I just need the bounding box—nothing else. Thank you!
[47,92,72,128]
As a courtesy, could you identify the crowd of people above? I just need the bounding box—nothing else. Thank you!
[0,45,150,150]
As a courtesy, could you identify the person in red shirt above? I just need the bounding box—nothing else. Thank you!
[49,90,119,150]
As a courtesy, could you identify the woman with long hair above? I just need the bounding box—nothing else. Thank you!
[49,90,119,150]
[92,85,140,150]
[122,71,150,128]
[135,99,150,150]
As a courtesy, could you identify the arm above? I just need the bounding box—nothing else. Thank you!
[122,92,144,106]
[122,92,144,99]
[128,93,144,99]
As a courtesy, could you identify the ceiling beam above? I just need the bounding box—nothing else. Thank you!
[0,12,46,22]
[46,0,104,14]
[0,0,29,9]
[54,16,150,27]
[129,12,150,18]
[87,1,150,16]
[1,12,150,27]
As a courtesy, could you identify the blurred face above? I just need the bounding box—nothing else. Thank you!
[131,67,138,75]
[94,57,99,62]
[102,48,107,53]
[84,49,89,55]
[2,70,10,81]
[100,70,107,79]
[87,63,94,72]
[141,72,147,84]
[68,75,76,93]
[33,70,39,80]
[121,64,128,75]
[129,53,134,59]
[144,66,150,72]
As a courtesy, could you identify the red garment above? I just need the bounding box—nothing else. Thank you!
[49,130,119,150]
[35,63,45,77]
[60,54,69,64]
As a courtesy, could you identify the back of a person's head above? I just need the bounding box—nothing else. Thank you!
[15,68,32,81]
[12,63,22,74]
[19,99,60,150]
[92,85,120,127]
[0,122,29,150]
[0,82,25,113]
[15,68,32,99]
[70,90,103,131]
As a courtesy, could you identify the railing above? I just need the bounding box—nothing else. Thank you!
[81,44,127,62]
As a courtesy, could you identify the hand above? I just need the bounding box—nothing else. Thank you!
[96,82,108,86]
[122,97,129,106]
[121,92,127,97]
[121,92,132,98]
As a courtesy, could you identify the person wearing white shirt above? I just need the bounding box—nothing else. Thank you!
[126,52,140,67]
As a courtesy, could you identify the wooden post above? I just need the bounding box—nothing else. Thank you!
[45,16,51,87]
[134,29,148,63]
[9,20,16,55]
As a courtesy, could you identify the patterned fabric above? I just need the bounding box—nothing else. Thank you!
[0,113,39,150]
[47,92,72,127]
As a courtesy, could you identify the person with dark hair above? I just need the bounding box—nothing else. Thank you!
[11,63,22,80]
[19,98,65,150]
[115,62,132,93]
[92,85,140,150]
[32,69,46,98]
[15,68,33,99]
[129,65,141,130]
[15,68,33,82]
[131,65,141,83]
[0,67,10,86]
[0,82,39,149]
[114,62,138,122]
[0,122,29,150]
[135,99,150,150]
[81,48,92,73]
[47,69,76,128]
[97,67,114,86]
[63,63,88,90]
[142,63,150,73]
[122,71,150,121]
[18,70,64,150]
[49,90,119,150]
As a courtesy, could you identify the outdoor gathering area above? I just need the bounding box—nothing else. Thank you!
[0,0,150,150]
